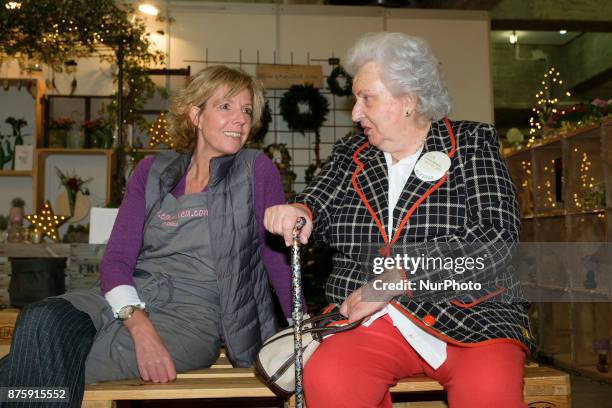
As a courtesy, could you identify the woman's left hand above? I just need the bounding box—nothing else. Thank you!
[339,268,406,322]
[124,310,177,383]
[339,287,387,323]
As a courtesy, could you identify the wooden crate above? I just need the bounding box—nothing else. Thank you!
[0,308,19,343]
[0,289,10,309]
[65,244,105,292]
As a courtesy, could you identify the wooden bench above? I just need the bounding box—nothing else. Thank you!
[0,309,571,407]
[82,356,569,408]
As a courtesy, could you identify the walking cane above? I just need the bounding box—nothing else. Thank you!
[292,217,307,408]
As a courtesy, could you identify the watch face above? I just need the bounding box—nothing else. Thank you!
[118,305,135,320]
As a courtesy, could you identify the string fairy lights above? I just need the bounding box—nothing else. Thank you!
[25,201,68,243]
[520,159,533,215]
[572,147,605,210]
[528,67,572,145]
[148,112,174,149]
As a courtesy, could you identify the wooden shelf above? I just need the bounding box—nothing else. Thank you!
[3,242,71,258]
[555,354,612,385]
[503,147,531,159]
[532,211,567,219]
[561,123,601,141]
[523,208,607,220]
[531,136,563,149]
[0,170,32,177]
[507,122,612,384]
[529,283,571,292]
[34,148,117,210]
[570,288,611,298]
[503,122,610,158]
[566,208,606,216]
[37,148,113,156]
[572,364,612,385]
[132,148,166,154]
[523,282,611,297]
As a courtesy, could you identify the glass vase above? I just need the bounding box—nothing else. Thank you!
[66,130,85,149]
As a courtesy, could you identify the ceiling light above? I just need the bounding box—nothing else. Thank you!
[138,3,159,16]
[5,2,21,9]
[559,30,567,35]
[509,31,518,44]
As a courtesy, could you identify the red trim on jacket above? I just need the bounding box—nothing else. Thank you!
[290,203,314,221]
[351,142,391,243]
[450,285,507,308]
[349,118,525,353]
[351,117,457,246]
[389,302,530,356]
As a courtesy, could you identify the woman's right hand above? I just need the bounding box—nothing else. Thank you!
[124,310,177,383]
[264,204,313,246]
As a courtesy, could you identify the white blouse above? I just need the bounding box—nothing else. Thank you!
[362,149,447,370]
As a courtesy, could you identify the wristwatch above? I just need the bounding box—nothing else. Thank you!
[117,304,146,321]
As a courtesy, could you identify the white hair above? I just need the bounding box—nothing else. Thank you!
[345,32,452,121]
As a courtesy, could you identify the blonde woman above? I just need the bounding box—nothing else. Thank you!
[1,66,295,407]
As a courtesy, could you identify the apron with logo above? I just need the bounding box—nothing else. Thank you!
[61,187,222,383]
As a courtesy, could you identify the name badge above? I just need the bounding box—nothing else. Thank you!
[414,151,451,182]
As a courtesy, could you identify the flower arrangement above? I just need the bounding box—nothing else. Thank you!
[5,117,27,136]
[81,118,112,148]
[49,117,75,130]
[55,167,92,215]
[81,118,108,133]
[546,98,612,133]
[592,98,612,116]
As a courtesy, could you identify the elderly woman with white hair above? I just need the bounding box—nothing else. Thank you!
[264,32,534,407]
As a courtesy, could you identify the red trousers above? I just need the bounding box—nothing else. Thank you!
[303,315,527,408]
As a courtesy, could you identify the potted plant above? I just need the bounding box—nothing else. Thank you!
[82,118,114,149]
[82,118,105,148]
[5,117,27,169]
[48,117,75,148]
[62,224,89,243]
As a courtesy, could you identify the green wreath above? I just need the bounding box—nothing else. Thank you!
[326,65,353,97]
[279,84,329,134]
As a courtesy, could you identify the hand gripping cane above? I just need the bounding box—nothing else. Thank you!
[292,217,306,408]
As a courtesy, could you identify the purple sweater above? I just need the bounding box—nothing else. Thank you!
[100,152,294,317]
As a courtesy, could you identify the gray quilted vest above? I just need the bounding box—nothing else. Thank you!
[144,149,277,367]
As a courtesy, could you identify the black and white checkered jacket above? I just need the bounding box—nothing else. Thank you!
[294,118,535,354]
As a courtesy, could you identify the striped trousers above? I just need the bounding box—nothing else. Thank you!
[0,298,96,408]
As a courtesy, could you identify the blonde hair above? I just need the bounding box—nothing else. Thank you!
[169,65,265,152]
